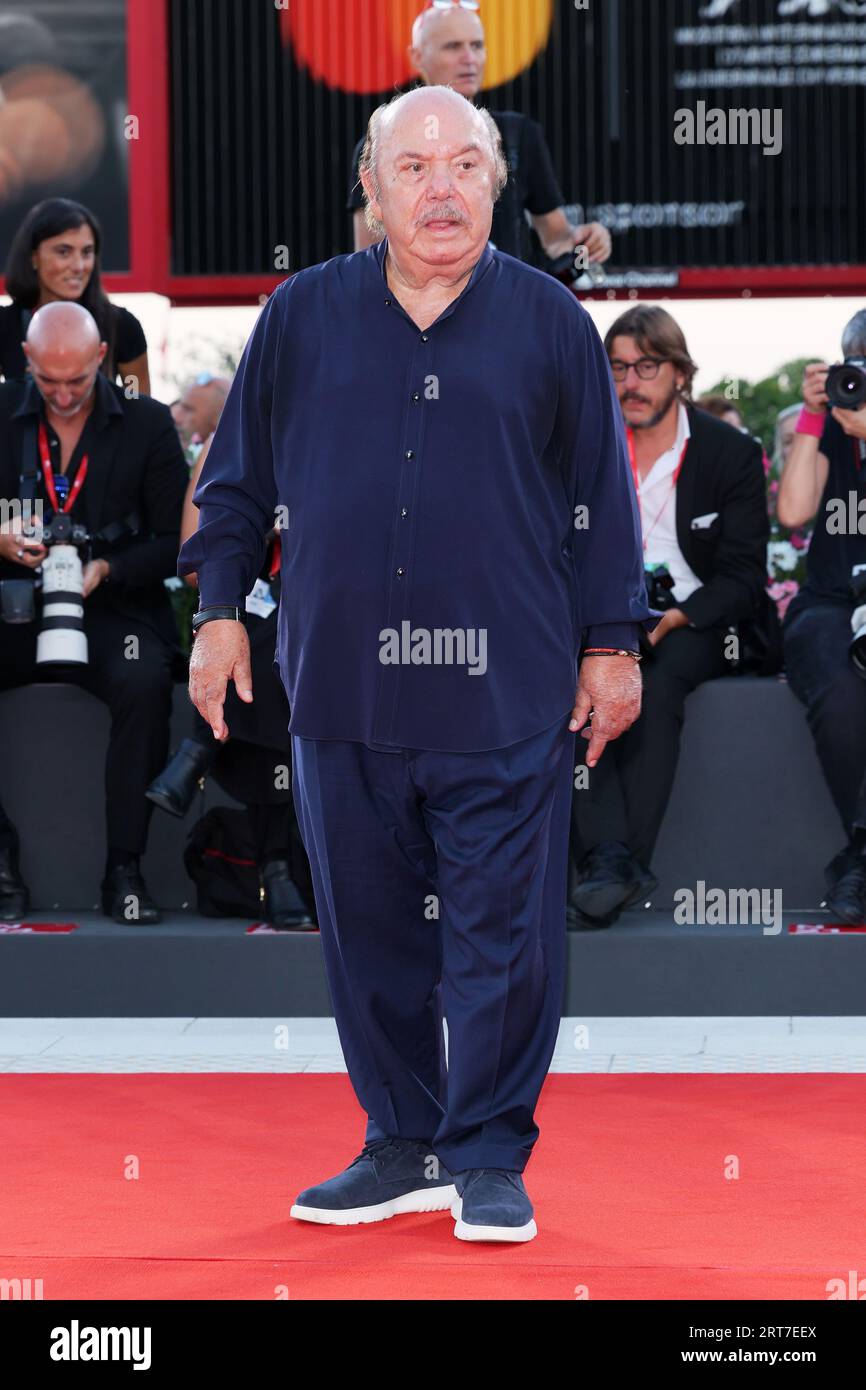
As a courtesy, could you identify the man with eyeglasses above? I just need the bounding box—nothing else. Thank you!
[347,0,611,272]
[568,305,770,929]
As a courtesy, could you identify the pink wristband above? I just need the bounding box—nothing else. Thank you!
[796,406,825,438]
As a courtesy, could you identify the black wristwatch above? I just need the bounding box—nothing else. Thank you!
[191,604,243,635]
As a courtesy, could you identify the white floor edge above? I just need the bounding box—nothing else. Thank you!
[0,1016,864,1072]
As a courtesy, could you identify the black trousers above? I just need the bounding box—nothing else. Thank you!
[178,611,315,905]
[571,623,731,869]
[185,717,315,907]
[783,598,866,840]
[0,604,175,856]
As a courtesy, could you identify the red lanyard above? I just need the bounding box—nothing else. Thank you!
[627,428,689,550]
[38,420,89,515]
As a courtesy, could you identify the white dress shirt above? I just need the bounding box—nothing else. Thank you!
[635,402,702,603]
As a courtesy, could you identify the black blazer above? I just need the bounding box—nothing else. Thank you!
[0,375,188,650]
[673,405,770,630]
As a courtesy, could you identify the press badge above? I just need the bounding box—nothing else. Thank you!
[245,578,278,618]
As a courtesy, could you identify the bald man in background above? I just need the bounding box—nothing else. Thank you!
[348,0,611,270]
[171,375,231,450]
[0,302,188,924]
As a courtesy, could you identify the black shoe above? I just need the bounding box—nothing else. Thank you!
[145,737,216,818]
[261,859,316,930]
[825,857,866,925]
[0,833,29,922]
[569,840,637,921]
[100,863,161,924]
[620,862,659,911]
[824,842,862,896]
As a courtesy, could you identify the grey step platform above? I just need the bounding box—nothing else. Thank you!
[0,677,859,1017]
[0,684,236,914]
[0,908,861,1018]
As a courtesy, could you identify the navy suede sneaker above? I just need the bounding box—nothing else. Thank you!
[451,1168,537,1243]
[290,1138,456,1226]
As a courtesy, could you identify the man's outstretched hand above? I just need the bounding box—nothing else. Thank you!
[569,654,642,767]
[188,620,253,741]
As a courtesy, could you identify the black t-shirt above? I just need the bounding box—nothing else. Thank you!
[786,412,866,620]
[347,109,564,265]
[0,301,147,383]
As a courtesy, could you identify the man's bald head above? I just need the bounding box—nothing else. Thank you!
[172,376,232,447]
[23,300,107,419]
[410,5,486,99]
[27,300,101,356]
[375,84,496,158]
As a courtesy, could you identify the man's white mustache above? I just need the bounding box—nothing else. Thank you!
[418,208,468,225]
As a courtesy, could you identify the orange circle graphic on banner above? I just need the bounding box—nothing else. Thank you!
[280,0,554,95]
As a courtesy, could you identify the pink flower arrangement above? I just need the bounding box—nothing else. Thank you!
[767,579,800,621]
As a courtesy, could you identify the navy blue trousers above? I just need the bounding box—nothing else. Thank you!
[291,715,575,1173]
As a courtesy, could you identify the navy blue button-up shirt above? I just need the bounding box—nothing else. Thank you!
[177,239,653,752]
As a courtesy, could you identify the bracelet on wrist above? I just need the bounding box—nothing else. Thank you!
[191,604,243,634]
[583,647,642,662]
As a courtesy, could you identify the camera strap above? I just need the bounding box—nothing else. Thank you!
[16,415,138,552]
[18,417,39,504]
[92,513,141,546]
[38,421,89,515]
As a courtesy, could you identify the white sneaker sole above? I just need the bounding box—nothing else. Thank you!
[290,1184,457,1225]
[450,1196,537,1243]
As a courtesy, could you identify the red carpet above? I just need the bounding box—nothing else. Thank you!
[1,1073,863,1300]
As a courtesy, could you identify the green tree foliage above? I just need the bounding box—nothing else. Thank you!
[702,358,813,453]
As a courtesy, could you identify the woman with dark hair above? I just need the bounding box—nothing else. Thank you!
[0,197,150,390]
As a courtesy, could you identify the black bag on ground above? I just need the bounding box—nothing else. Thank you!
[183,807,263,917]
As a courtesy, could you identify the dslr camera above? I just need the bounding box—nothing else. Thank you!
[645,562,677,612]
[0,510,90,665]
[826,358,866,412]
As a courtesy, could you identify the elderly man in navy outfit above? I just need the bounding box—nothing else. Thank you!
[178,87,654,1243]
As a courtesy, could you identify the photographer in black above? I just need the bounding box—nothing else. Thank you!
[569,306,770,928]
[146,431,316,930]
[779,310,866,923]
[346,0,611,272]
[0,301,187,923]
